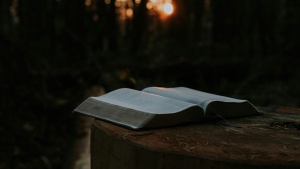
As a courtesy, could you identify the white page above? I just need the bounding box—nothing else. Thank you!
[142,87,246,110]
[92,88,197,114]
[172,87,246,102]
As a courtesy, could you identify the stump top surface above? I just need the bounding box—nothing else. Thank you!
[93,107,300,166]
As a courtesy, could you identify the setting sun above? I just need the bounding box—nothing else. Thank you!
[163,2,173,15]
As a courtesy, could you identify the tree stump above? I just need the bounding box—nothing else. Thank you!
[91,107,300,169]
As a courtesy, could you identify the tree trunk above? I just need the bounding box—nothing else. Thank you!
[107,0,118,52]
[63,0,86,62]
[131,0,148,55]
[93,0,106,51]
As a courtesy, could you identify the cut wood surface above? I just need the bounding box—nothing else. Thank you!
[91,107,300,169]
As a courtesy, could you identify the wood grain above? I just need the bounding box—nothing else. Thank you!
[91,107,300,169]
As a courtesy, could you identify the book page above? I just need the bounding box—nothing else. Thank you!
[92,88,197,114]
[142,87,246,110]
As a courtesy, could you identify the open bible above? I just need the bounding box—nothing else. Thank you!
[74,87,261,129]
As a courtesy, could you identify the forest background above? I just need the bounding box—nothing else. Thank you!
[0,0,299,168]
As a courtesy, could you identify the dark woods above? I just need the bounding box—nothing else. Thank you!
[0,0,299,168]
[1,0,300,106]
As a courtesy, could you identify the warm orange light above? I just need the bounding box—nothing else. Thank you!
[105,0,110,5]
[157,4,164,11]
[163,2,173,15]
[146,2,154,10]
[126,8,133,18]
[85,0,92,6]
[135,0,141,5]
[115,1,121,7]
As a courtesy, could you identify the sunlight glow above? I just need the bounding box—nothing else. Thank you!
[146,0,174,17]
[115,1,121,7]
[146,2,154,10]
[135,0,141,5]
[126,8,133,18]
[157,4,163,11]
[105,0,110,5]
[85,0,92,6]
[113,0,173,21]
[163,2,173,15]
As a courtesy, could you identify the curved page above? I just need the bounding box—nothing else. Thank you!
[93,88,197,114]
[143,87,247,110]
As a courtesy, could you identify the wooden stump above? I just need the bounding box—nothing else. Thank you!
[91,107,300,169]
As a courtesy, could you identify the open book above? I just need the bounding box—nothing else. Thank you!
[74,87,261,129]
